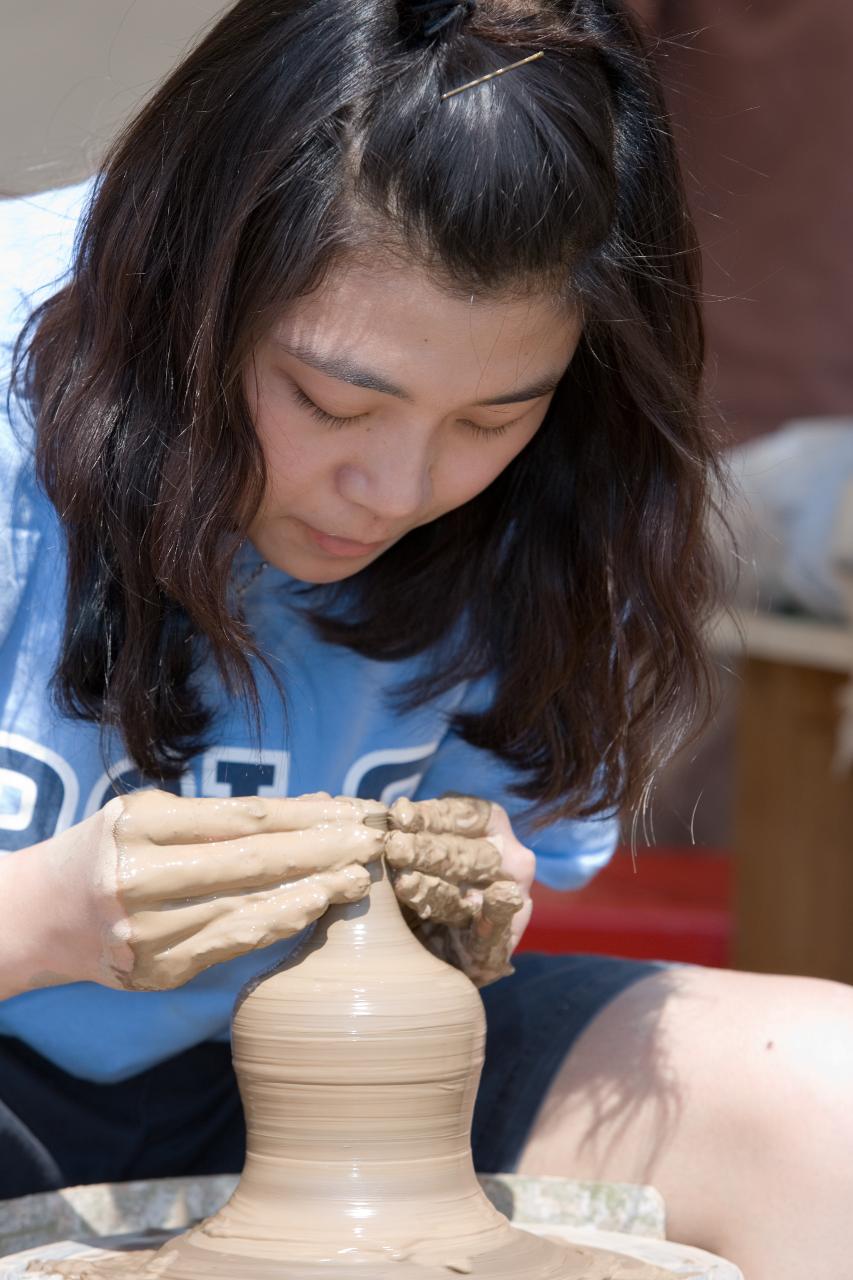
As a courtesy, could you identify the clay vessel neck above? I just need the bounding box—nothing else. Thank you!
[309,854,419,956]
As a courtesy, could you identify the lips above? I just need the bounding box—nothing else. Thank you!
[298,519,392,558]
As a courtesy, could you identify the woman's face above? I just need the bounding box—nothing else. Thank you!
[245,256,582,583]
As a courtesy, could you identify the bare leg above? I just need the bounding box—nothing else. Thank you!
[516,965,853,1279]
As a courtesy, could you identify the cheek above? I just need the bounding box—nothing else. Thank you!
[251,387,329,505]
[435,429,538,511]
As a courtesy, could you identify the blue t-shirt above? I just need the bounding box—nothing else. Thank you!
[0,182,618,1083]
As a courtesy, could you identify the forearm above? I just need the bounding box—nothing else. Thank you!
[0,812,113,999]
[0,841,72,999]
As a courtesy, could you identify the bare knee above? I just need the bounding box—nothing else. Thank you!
[518,968,853,1199]
[745,976,853,1181]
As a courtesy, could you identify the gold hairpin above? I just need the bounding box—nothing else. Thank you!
[440,50,545,101]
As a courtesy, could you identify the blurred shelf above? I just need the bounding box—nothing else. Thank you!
[733,656,853,982]
[710,608,851,673]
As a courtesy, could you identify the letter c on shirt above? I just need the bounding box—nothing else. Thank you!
[342,744,439,805]
[0,731,79,851]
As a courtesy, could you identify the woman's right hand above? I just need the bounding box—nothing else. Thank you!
[0,792,386,997]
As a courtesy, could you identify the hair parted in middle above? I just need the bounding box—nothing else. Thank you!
[14,0,721,826]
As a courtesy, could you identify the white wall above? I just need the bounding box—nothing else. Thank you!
[0,1,226,196]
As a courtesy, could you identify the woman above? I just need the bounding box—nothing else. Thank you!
[0,2,850,1275]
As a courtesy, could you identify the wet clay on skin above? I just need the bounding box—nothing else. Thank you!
[110,793,386,990]
[40,836,672,1280]
[385,797,524,986]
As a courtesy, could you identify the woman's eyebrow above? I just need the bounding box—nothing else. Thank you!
[273,338,564,406]
[275,338,406,398]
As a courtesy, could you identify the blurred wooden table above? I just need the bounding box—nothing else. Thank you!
[716,612,853,982]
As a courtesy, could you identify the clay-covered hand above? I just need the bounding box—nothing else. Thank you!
[385,796,534,987]
[30,791,385,993]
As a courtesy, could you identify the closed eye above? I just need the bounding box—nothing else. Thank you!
[288,380,523,438]
[460,419,517,439]
[288,383,366,427]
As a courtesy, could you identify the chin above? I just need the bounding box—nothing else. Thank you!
[260,544,382,585]
[290,559,375,585]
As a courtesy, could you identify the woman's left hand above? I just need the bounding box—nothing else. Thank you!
[385,795,535,987]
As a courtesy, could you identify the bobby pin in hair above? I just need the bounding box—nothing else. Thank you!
[440,50,545,101]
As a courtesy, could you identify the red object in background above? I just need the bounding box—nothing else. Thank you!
[519,848,733,968]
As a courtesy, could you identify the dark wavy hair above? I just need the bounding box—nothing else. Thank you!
[11,0,721,825]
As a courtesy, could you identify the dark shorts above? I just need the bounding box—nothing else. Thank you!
[0,953,662,1200]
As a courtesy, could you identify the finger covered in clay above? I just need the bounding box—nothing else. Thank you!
[464,880,525,986]
[116,820,385,905]
[117,864,372,990]
[392,868,479,927]
[384,829,503,885]
[115,790,387,847]
[403,879,523,988]
[480,878,525,923]
[389,794,492,837]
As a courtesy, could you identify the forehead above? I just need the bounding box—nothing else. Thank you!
[270,255,582,401]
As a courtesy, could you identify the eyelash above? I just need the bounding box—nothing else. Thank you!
[289,384,362,428]
[464,420,513,439]
[288,383,518,439]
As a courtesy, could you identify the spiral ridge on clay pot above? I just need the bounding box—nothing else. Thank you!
[207,856,495,1257]
[140,859,577,1276]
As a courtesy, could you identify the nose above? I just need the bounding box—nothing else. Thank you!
[336,429,432,523]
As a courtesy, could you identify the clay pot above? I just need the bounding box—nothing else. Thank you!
[149,858,575,1278]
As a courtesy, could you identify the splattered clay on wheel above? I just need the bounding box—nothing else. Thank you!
[32,1240,673,1278]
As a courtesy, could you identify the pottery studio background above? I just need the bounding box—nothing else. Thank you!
[2,0,852,983]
